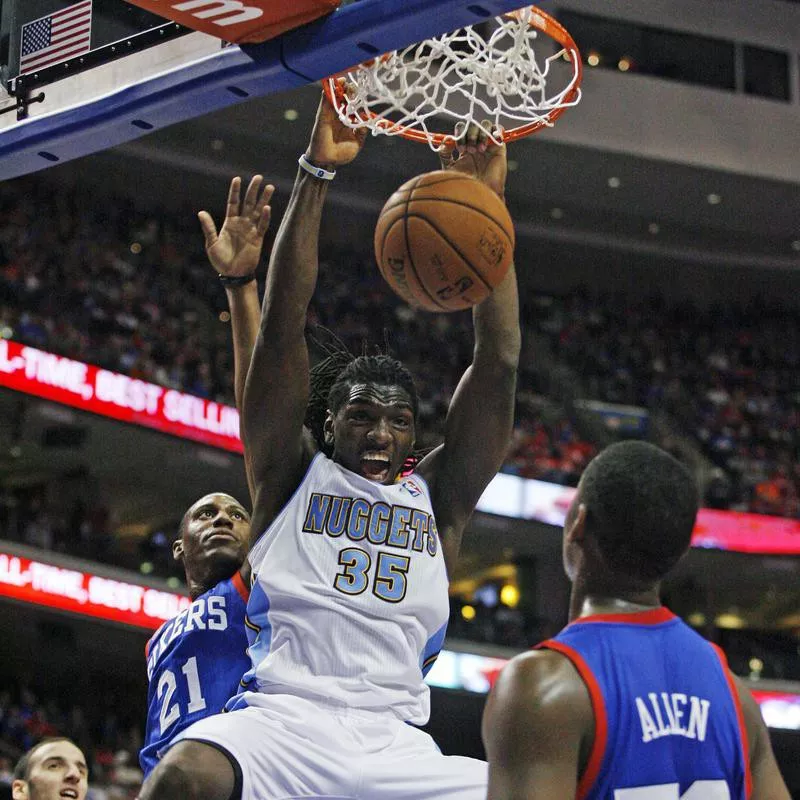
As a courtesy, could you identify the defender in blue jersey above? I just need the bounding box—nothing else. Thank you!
[140,492,252,777]
[140,175,275,778]
[483,441,790,800]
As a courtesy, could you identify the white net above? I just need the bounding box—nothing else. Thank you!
[325,7,582,151]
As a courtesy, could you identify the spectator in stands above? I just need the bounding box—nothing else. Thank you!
[11,738,88,800]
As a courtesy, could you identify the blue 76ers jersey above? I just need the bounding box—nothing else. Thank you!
[139,573,250,777]
[541,608,751,800]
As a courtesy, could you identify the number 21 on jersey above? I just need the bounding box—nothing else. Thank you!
[157,656,208,734]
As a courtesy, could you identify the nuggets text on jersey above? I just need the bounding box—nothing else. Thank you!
[302,492,438,556]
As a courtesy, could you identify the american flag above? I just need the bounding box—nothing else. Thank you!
[20,0,93,74]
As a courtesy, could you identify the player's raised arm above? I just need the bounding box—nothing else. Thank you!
[482,649,592,799]
[732,675,791,800]
[417,124,521,572]
[243,91,367,537]
[199,174,274,500]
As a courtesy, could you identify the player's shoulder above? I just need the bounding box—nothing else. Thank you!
[494,648,592,718]
[500,648,586,691]
[486,648,593,743]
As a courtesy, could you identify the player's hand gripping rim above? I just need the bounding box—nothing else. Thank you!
[437,120,507,201]
[308,79,369,171]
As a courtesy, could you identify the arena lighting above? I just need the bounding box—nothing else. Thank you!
[477,473,800,555]
[715,612,747,630]
[499,584,520,608]
[0,550,189,630]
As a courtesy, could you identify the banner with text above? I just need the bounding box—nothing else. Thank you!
[0,339,242,452]
[0,550,189,629]
[426,651,800,730]
[1,339,798,556]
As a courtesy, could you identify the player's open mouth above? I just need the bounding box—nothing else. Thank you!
[60,790,78,799]
[361,452,391,482]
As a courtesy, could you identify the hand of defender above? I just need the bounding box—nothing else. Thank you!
[198,175,275,278]
[306,82,368,170]
[437,121,507,200]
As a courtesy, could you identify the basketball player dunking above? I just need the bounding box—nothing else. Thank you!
[140,92,520,799]
[140,176,273,778]
[483,441,791,800]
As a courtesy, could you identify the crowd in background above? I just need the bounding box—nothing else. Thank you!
[0,682,142,799]
[2,177,797,513]
[0,174,798,796]
[527,292,800,515]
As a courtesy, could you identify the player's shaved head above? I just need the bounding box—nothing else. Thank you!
[572,441,699,583]
[177,493,245,542]
[174,492,251,598]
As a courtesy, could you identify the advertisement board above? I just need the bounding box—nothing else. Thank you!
[0,550,189,630]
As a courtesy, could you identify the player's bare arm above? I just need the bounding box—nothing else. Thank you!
[731,674,791,800]
[483,648,593,800]
[199,174,274,502]
[416,123,521,573]
[243,90,367,539]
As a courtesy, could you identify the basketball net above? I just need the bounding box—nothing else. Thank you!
[323,6,582,151]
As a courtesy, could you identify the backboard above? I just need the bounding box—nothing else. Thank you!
[0,0,529,181]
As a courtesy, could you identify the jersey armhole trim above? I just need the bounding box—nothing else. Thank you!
[711,643,753,800]
[231,570,249,603]
[539,639,608,800]
[249,451,325,567]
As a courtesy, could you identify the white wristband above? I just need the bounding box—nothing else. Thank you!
[298,154,336,181]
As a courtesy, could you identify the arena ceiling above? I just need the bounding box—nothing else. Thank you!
[76,83,800,278]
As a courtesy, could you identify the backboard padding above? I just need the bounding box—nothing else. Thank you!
[0,0,529,180]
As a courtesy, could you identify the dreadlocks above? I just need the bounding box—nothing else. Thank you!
[304,326,428,470]
[305,326,357,453]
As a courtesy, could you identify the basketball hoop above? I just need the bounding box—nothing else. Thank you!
[322,6,582,151]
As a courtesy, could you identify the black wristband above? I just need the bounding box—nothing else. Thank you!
[219,272,257,288]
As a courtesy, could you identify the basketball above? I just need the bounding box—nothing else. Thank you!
[374,171,515,312]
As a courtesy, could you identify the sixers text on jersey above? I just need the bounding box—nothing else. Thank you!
[139,574,250,777]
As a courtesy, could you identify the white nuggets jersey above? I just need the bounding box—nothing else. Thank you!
[229,453,450,725]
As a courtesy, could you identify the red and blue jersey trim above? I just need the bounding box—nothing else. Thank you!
[567,606,677,628]
[537,639,609,800]
[712,644,753,800]
[231,569,249,603]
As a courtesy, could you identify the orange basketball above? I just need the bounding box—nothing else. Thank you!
[374,170,515,312]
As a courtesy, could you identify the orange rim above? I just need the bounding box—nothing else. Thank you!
[322,5,583,146]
